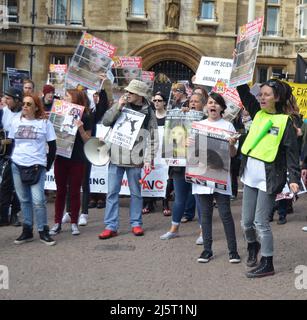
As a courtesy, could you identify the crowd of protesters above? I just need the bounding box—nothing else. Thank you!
[1,63,307,279]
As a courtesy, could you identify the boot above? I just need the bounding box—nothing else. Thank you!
[0,207,10,227]
[14,224,34,245]
[246,241,261,267]
[39,226,56,246]
[246,256,275,278]
[10,212,22,227]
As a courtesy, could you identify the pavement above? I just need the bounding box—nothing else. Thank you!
[1,192,307,300]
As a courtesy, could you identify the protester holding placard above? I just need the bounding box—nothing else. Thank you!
[50,89,92,237]
[236,79,301,278]
[192,92,241,264]
[98,79,158,239]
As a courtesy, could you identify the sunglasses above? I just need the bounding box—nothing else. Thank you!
[126,91,135,95]
[22,102,33,107]
[153,99,163,102]
[263,79,279,90]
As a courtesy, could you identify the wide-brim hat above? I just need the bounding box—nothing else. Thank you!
[124,79,149,98]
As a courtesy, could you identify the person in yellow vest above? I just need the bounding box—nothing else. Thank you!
[237,79,301,278]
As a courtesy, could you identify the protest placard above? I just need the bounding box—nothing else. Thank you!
[162,109,204,166]
[49,99,85,158]
[141,71,155,95]
[185,121,233,189]
[229,17,264,87]
[212,80,243,122]
[66,32,117,91]
[107,107,145,150]
[45,163,169,197]
[7,68,30,91]
[284,81,307,119]
[112,56,143,102]
[194,57,233,87]
[49,64,67,98]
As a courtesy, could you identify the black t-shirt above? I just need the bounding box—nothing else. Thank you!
[157,116,166,126]
[58,113,92,162]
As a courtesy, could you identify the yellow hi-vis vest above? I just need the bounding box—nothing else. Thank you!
[241,110,288,163]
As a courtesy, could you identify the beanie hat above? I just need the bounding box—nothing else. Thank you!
[43,84,55,95]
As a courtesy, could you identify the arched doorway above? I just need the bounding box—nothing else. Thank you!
[129,39,203,96]
[149,60,194,83]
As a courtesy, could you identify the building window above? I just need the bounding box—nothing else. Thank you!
[127,0,147,18]
[299,0,307,37]
[199,0,215,20]
[50,0,83,25]
[5,0,19,23]
[265,0,281,36]
[256,65,285,83]
[49,53,73,65]
[0,52,16,93]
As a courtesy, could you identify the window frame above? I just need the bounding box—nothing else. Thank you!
[299,1,307,38]
[127,0,148,19]
[50,0,84,26]
[198,0,216,21]
[265,0,281,37]
[0,51,16,93]
[6,0,19,23]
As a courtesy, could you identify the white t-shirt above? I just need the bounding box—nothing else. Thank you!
[9,117,57,167]
[192,118,237,196]
[2,106,21,132]
[241,157,267,192]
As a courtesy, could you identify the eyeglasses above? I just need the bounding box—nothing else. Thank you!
[153,99,163,102]
[23,102,33,107]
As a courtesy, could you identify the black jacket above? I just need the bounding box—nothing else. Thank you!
[237,84,301,195]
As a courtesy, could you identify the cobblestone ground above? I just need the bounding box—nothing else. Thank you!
[1,192,307,300]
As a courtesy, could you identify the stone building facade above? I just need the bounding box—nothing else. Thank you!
[0,0,307,93]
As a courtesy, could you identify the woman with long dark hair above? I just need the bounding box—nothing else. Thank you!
[237,79,301,278]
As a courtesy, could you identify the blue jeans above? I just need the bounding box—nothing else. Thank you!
[11,163,47,231]
[172,178,193,225]
[104,163,142,231]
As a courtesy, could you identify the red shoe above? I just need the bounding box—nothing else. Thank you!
[131,226,144,236]
[98,229,118,239]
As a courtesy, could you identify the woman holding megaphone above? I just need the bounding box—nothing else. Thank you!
[237,78,301,278]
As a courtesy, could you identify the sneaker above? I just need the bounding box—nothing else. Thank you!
[229,252,241,263]
[302,226,307,232]
[39,227,56,246]
[131,226,144,236]
[78,213,88,226]
[14,225,34,245]
[181,216,193,223]
[49,223,61,236]
[160,231,178,240]
[71,223,80,236]
[62,212,71,224]
[196,234,203,245]
[98,229,118,239]
[197,250,213,263]
[277,217,287,225]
